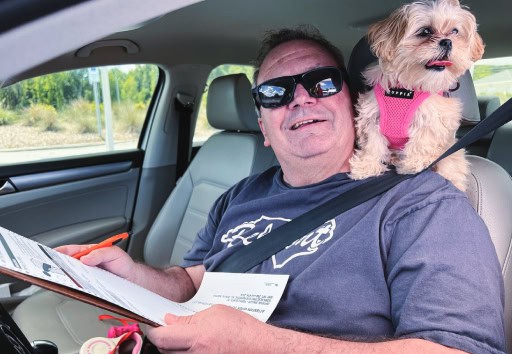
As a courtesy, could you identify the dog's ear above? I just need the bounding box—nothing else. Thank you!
[440,0,461,7]
[470,32,485,61]
[368,6,409,61]
[459,6,485,61]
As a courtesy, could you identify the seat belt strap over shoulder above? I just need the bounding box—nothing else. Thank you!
[213,98,512,274]
[175,92,195,179]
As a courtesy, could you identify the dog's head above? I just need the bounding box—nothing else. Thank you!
[368,0,484,92]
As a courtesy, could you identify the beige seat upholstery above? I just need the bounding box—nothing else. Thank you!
[12,73,276,354]
[487,121,512,176]
[466,155,512,353]
[143,73,276,268]
[348,36,512,351]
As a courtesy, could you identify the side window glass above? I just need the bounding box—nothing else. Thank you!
[0,64,159,165]
[193,64,255,144]
[472,57,512,108]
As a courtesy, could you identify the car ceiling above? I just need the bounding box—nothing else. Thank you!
[2,0,511,83]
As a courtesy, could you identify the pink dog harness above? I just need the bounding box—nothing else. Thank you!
[374,83,432,150]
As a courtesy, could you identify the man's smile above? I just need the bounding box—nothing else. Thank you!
[290,119,326,130]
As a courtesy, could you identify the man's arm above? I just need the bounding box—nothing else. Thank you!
[56,244,204,302]
[146,305,466,353]
[129,262,204,302]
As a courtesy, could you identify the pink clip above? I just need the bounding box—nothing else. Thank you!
[107,323,141,338]
[98,314,142,338]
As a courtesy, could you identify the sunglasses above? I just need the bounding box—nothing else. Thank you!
[252,66,347,109]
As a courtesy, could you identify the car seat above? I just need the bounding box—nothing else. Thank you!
[12,73,277,354]
[479,96,501,119]
[486,120,512,176]
[348,36,512,352]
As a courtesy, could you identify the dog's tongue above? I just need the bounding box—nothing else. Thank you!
[427,60,453,67]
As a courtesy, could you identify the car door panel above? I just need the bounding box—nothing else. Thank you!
[32,216,128,247]
[8,161,132,192]
[0,151,142,247]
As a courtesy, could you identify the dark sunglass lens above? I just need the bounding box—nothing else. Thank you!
[311,78,338,97]
[305,68,342,98]
[258,78,293,107]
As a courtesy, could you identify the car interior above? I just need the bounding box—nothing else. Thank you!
[0,0,512,353]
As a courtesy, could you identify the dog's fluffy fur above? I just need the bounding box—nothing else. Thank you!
[349,0,484,191]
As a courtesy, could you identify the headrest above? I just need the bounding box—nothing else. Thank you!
[207,73,260,132]
[347,36,481,122]
[478,96,501,119]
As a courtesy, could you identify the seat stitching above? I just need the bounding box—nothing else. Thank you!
[502,239,512,276]
[56,299,83,345]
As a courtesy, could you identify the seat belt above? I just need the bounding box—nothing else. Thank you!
[175,92,195,179]
[214,97,512,273]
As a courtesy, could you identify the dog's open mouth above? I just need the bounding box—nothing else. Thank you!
[425,58,453,71]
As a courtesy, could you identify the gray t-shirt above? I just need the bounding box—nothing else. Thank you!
[182,167,505,353]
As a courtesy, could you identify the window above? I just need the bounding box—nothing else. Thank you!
[472,57,512,105]
[193,64,255,144]
[0,64,159,165]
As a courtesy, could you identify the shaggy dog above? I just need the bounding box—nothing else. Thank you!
[349,0,484,191]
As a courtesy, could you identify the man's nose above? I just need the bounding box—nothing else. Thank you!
[288,84,316,108]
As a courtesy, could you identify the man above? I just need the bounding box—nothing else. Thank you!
[61,27,505,353]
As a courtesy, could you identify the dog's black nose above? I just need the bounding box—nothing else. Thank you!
[439,39,452,50]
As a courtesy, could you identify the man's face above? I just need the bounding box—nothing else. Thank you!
[257,40,355,171]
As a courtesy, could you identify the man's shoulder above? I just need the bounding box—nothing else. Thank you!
[237,165,280,187]
[381,170,474,221]
[397,170,465,197]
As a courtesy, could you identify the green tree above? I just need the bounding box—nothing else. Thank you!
[120,65,158,104]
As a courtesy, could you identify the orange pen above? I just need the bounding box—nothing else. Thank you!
[72,232,130,259]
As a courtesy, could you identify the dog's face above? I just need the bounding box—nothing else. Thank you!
[368,0,484,92]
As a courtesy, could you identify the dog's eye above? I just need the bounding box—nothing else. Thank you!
[418,27,433,37]
[450,28,459,35]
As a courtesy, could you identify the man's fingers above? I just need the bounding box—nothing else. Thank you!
[146,323,197,352]
[56,245,124,267]
[78,246,123,266]
[164,313,191,325]
[54,244,92,256]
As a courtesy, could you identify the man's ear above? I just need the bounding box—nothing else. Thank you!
[258,118,271,147]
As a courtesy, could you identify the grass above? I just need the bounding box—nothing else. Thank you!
[1,100,149,136]
[1,96,231,150]
[0,100,145,150]
[113,101,146,134]
[61,99,98,134]
[21,104,61,132]
[0,107,18,126]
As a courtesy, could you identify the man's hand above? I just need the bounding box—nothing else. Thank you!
[56,244,202,302]
[145,305,469,354]
[55,244,137,282]
[146,305,266,353]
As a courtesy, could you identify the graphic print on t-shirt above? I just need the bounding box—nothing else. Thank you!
[220,215,336,269]
[272,219,336,269]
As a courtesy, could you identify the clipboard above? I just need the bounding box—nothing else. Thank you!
[0,266,158,326]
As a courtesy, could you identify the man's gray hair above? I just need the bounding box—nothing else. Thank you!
[253,25,346,84]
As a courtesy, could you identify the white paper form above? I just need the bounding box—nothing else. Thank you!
[0,226,288,325]
[185,272,288,322]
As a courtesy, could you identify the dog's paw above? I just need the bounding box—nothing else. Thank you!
[349,159,388,180]
[451,179,468,193]
[395,164,424,175]
[395,159,429,175]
